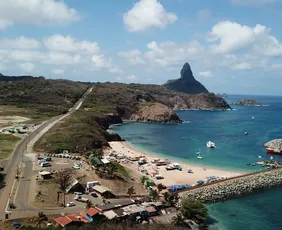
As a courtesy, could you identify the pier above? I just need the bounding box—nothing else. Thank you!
[178,167,282,203]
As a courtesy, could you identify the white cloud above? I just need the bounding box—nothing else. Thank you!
[207,21,267,53]
[118,49,145,65]
[44,35,100,54]
[9,50,45,62]
[109,68,122,74]
[52,69,65,75]
[92,55,112,69]
[123,0,178,32]
[231,0,281,6]
[271,64,282,69]
[144,40,204,67]
[18,62,36,73]
[199,71,213,77]
[0,37,40,49]
[231,62,251,70]
[44,52,82,65]
[207,21,282,57]
[0,0,79,29]
[126,74,137,82]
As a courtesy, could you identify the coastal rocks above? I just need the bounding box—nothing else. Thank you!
[235,99,263,106]
[156,93,231,110]
[164,63,209,94]
[179,168,282,203]
[129,102,182,123]
[264,139,282,154]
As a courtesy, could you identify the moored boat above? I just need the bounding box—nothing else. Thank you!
[207,141,216,148]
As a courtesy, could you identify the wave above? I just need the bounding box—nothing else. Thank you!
[183,121,190,124]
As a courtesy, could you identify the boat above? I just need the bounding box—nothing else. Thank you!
[197,155,203,159]
[196,148,201,155]
[206,141,216,148]
[244,132,248,135]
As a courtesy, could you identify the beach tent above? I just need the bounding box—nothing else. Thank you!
[188,169,193,173]
[140,175,149,182]
[169,186,176,192]
[183,184,190,189]
[144,179,155,187]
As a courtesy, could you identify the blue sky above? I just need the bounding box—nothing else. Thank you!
[1,0,282,95]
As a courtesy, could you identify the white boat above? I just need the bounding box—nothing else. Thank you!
[196,148,201,155]
[206,141,216,148]
[197,155,203,159]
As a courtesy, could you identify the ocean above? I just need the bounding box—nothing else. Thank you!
[110,95,282,230]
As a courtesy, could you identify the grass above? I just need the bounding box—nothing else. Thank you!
[112,161,129,178]
[0,134,21,160]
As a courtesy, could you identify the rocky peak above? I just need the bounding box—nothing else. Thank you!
[180,63,194,81]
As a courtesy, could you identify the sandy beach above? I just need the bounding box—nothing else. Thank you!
[108,141,244,186]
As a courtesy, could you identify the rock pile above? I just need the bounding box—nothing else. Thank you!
[179,168,282,203]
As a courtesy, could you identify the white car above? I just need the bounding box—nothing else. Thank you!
[66,202,76,207]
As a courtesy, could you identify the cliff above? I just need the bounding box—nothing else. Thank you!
[235,99,262,106]
[129,102,181,123]
[164,63,209,94]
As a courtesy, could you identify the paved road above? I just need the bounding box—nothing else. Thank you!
[0,87,93,220]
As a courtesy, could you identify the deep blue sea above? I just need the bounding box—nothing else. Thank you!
[110,95,282,230]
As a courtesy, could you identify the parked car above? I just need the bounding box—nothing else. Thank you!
[12,222,21,229]
[40,162,51,167]
[74,192,83,196]
[66,202,76,207]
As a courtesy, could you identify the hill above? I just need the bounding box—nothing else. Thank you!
[164,63,209,94]
[0,74,89,119]
[35,82,231,153]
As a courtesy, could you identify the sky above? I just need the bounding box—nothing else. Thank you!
[1,0,282,95]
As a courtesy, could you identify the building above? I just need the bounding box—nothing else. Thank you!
[38,171,52,179]
[95,199,135,212]
[54,208,100,228]
[91,185,115,198]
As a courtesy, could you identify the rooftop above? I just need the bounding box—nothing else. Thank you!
[96,199,135,211]
[92,185,112,194]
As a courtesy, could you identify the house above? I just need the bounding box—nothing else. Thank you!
[102,210,119,220]
[91,185,115,198]
[101,158,110,164]
[144,206,157,216]
[122,205,146,216]
[38,171,52,179]
[54,208,100,228]
[65,179,81,194]
[54,214,89,228]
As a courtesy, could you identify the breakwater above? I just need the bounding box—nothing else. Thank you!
[179,168,282,203]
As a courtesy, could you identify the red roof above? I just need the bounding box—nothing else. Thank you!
[54,213,90,227]
[85,208,100,217]
[54,216,72,227]
[144,206,157,213]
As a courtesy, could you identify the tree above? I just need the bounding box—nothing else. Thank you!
[35,212,47,228]
[172,213,184,226]
[86,200,93,209]
[179,199,208,224]
[149,189,159,201]
[157,183,164,192]
[53,168,75,206]
[164,192,178,207]
[127,186,135,198]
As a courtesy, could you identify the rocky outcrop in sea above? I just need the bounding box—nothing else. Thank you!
[179,168,282,203]
[235,99,262,106]
[265,139,282,152]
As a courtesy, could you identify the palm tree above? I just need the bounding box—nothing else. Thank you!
[36,212,47,228]
[149,189,159,201]
[172,213,184,226]
[157,183,163,192]
[127,186,135,198]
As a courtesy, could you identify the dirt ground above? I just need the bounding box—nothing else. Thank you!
[0,115,30,129]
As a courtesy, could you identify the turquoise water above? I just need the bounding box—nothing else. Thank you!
[111,95,282,230]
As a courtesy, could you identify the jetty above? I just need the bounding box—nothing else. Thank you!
[178,167,282,203]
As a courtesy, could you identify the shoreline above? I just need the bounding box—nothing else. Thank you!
[108,141,245,186]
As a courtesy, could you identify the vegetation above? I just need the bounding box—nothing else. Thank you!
[127,186,135,198]
[149,189,159,201]
[0,75,89,118]
[179,199,208,224]
[0,134,21,160]
[53,169,76,206]
[95,161,129,180]
[163,192,179,207]
[86,200,93,209]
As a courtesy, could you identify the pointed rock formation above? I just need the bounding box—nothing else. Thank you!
[164,62,209,94]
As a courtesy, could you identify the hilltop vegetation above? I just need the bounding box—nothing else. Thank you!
[35,82,230,154]
[0,75,89,119]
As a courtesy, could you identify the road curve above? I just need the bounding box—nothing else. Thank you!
[0,87,93,220]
